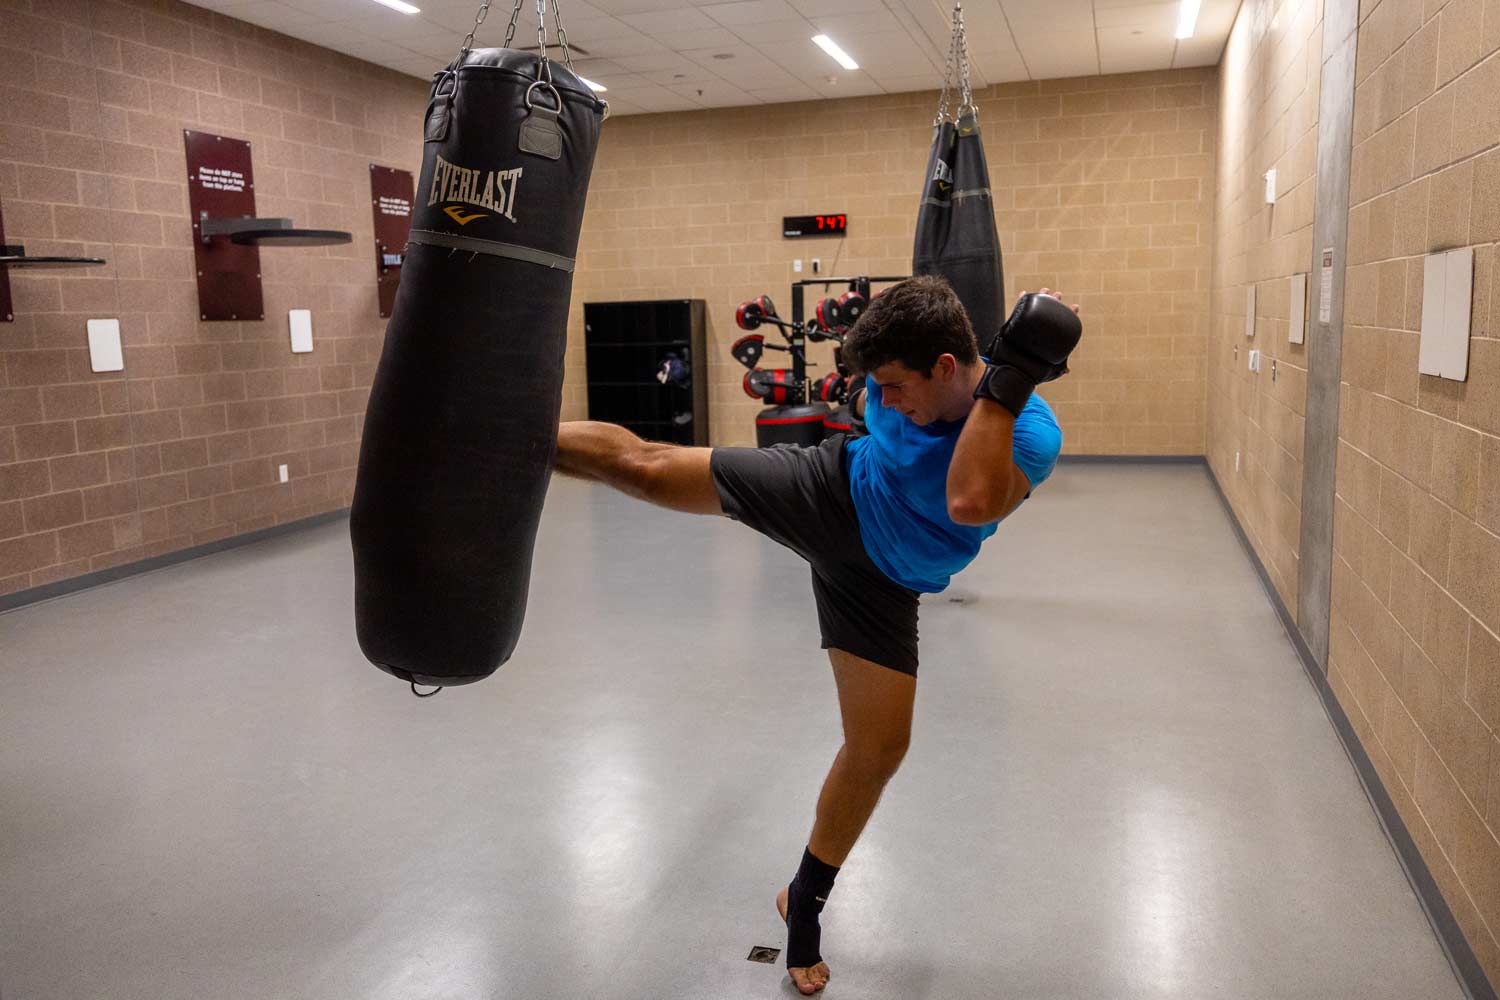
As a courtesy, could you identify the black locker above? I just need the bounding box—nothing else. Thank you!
[583,299,708,446]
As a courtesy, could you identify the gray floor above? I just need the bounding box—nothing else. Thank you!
[0,465,1465,1000]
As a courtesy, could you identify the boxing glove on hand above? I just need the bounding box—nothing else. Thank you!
[975,293,1082,416]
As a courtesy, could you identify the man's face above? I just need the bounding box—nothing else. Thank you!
[869,358,956,425]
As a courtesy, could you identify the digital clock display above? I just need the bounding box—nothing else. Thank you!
[783,214,848,238]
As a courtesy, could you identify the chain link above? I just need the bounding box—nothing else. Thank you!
[935,23,956,125]
[459,1,492,60]
[955,2,975,117]
[534,0,553,82]
[550,0,575,71]
[455,0,579,88]
[502,0,524,48]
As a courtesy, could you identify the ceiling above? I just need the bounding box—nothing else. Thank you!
[187,0,1238,115]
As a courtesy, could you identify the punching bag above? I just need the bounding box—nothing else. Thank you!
[351,48,606,689]
[913,3,1004,342]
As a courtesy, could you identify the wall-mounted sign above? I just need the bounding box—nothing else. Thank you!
[185,130,262,322]
[370,164,415,318]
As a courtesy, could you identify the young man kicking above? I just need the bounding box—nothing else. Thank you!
[553,276,1079,994]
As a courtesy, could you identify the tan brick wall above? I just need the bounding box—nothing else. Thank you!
[1327,0,1500,981]
[1206,0,1324,613]
[569,69,1218,451]
[0,0,427,598]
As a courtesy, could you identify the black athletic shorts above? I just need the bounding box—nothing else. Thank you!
[710,435,921,676]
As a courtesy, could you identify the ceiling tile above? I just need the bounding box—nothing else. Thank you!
[747,82,820,100]
[1171,34,1225,67]
[216,1,326,27]
[1016,31,1098,76]
[619,6,720,32]
[866,73,940,96]
[575,30,671,54]
[808,8,906,36]
[700,0,802,25]
[650,26,744,47]
[588,0,698,13]
[1093,1,1178,29]
[968,46,1028,82]
[666,79,761,104]
[1001,0,1093,30]
[611,49,704,69]
[737,18,821,41]
[638,61,723,82]
[785,0,886,16]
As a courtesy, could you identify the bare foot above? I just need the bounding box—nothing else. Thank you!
[776,886,832,994]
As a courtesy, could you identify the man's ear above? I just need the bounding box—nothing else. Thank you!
[933,353,958,380]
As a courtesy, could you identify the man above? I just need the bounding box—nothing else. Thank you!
[554,276,1078,994]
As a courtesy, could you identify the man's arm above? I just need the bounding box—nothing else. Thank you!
[945,290,1081,526]
[946,397,1032,526]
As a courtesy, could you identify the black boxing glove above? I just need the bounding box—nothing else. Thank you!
[975,293,1082,417]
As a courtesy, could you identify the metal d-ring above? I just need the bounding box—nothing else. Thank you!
[432,68,457,100]
[524,79,562,114]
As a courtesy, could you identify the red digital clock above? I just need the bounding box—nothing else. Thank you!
[783,214,848,237]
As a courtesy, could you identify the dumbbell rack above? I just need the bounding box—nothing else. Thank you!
[788,276,907,401]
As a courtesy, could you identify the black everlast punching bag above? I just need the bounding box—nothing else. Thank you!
[351,26,607,691]
[912,2,1004,342]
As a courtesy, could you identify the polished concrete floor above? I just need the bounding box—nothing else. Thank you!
[0,464,1466,1000]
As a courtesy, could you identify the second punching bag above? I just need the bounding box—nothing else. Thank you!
[912,3,1004,342]
[912,113,1004,342]
[351,48,607,689]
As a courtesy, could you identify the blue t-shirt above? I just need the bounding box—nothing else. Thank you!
[845,379,1062,593]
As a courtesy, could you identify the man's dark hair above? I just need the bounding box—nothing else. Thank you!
[839,275,979,377]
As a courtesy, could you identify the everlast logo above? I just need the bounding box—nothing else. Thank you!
[931,158,953,192]
[427,154,523,224]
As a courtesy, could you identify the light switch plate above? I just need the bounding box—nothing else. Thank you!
[289,309,313,353]
[1264,169,1277,204]
[87,318,124,372]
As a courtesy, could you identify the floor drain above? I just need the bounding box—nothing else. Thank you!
[747,946,780,963]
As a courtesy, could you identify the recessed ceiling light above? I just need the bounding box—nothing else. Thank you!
[1175,0,1201,38]
[371,0,421,13]
[580,77,607,92]
[713,52,734,60]
[811,34,858,71]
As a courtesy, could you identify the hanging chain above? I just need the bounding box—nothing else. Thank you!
[935,29,955,124]
[534,0,554,82]
[459,0,493,61]
[502,0,524,48]
[955,2,975,117]
[549,0,576,70]
[455,0,579,85]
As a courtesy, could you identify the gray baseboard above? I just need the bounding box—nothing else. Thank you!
[1201,461,1496,1000]
[0,508,351,615]
[1058,453,1205,464]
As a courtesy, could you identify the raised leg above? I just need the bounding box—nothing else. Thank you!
[554,420,722,516]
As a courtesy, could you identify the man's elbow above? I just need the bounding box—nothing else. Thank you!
[947,494,1003,526]
[948,473,1030,525]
